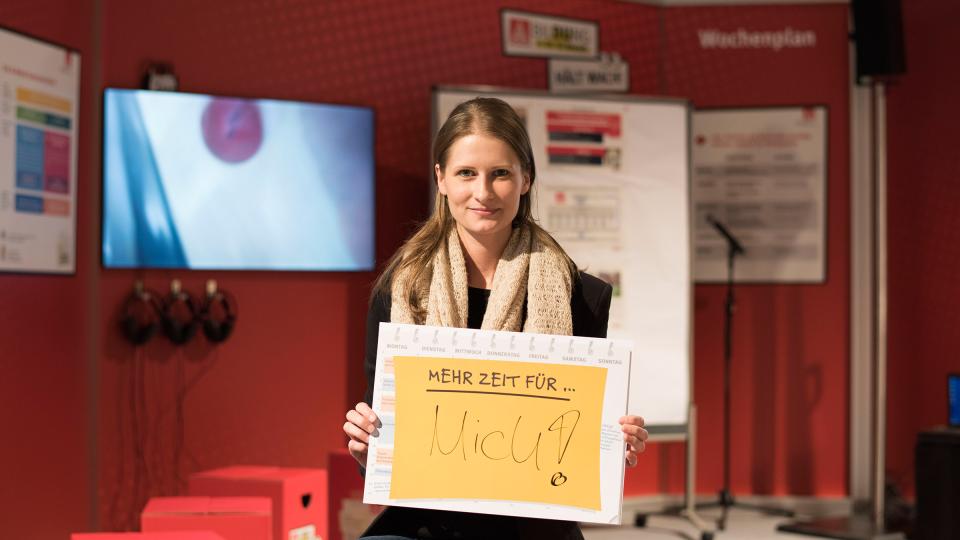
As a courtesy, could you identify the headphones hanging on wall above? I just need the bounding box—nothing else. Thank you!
[161,279,200,346]
[200,279,237,344]
[119,281,163,346]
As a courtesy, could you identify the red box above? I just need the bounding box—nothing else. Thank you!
[189,467,327,540]
[326,449,381,540]
[141,497,271,540]
[72,534,225,540]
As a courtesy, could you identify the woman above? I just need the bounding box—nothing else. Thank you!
[343,97,648,540]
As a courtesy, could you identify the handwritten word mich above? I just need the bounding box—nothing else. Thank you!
[430,404,581,474]
[428,369,558,391]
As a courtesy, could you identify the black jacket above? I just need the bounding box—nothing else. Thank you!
[361,272,613,540]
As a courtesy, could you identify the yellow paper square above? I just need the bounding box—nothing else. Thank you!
[390,356,607,510]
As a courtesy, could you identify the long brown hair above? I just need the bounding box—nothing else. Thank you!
[373,97,577,318]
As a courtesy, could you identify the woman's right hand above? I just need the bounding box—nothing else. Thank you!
[344,402,380,467]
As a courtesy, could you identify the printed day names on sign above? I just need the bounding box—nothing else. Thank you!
[363,323,632,524]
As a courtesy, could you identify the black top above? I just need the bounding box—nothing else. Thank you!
[466,286,491,329]
[361,272,613,540]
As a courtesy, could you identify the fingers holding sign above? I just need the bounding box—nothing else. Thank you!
[344,402,381,466]
[619,415,648,468]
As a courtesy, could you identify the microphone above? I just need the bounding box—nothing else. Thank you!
[706,214,745,256]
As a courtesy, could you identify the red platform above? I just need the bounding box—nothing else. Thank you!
[72,533,225,540]
[326,449,382,540]
[141,497,271,540]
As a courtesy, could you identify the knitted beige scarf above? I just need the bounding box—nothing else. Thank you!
[390,225,573,335]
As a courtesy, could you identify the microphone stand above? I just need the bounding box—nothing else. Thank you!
[635,216,790,537]
[697,215,794,530]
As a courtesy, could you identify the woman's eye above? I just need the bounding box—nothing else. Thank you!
[456,169,475,177]
[493,169,510,178]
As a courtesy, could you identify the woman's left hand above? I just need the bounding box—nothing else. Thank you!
[619,415,648,467]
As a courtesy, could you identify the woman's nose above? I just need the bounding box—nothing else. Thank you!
[473,175,494,200]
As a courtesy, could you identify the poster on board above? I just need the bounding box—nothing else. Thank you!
[364,323,632,524]
[692,107,827,283]
[434,87,690,438]
[0,27,80,274]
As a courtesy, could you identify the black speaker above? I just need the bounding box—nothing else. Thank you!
[915,429,960,540]
[851,0,906,80]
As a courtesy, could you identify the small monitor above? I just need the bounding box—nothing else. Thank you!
[949,373,960,427]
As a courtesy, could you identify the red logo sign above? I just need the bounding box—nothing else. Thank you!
[510,19,531,45]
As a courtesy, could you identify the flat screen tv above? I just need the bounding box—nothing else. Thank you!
[102,88,374,270]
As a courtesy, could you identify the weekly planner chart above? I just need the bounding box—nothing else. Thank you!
[364,323,633,524]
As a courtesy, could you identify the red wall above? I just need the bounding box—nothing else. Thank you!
[0,1,96,538]
[659,4,852,498]
[886,0,960,498]
[1,1,866,536]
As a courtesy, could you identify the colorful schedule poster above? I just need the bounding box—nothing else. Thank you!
[0,27,80,273]
[364,323,632,524]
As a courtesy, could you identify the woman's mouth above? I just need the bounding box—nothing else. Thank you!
[469,207,500,216]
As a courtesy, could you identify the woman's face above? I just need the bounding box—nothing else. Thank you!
[436,133,530,242]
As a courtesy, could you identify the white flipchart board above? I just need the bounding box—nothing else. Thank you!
[434,87,691,437]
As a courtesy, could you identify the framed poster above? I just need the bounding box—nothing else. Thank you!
[0,26,80,274]
[692,107,828,283]
[364,323,632,524]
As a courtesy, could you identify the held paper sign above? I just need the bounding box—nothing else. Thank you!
[364,323,632,524]
[392,358,607,509]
